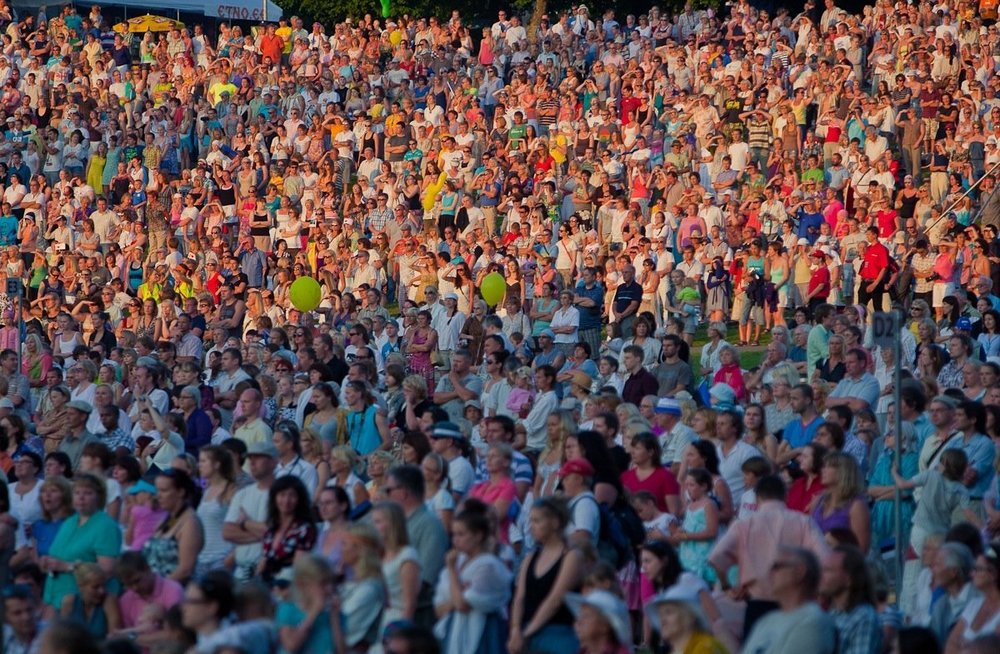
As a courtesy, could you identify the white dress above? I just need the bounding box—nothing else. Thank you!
[378,546,421,638]
[433,552,513,654]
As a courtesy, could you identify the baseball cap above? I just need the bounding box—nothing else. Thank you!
[247,441,278,458]
[557,458,596,478]
[654,397,682,415]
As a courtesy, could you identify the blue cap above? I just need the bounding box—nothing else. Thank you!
[128,479,157,495]
[956,317,973,331]
[431,421,465,440]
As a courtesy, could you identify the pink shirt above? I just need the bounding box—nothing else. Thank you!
[469,477,517,544]
[119,575,184,628]
[707,500,829,601]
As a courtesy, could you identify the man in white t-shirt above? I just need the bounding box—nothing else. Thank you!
[222,441,276,580]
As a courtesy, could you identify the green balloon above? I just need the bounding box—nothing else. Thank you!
[480,272,506,307]
[289,276,322,312]
[380,0,391,18]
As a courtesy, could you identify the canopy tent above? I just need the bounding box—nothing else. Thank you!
[83,0,284,21]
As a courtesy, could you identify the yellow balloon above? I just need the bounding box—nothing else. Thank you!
[480,272,506,307]
[289,276,322,312]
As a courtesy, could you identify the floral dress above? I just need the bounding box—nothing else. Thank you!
[261,520,317,582]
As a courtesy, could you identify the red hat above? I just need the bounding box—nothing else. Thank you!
[558,458,595,478]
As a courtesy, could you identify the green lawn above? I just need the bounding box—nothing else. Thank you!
[690,323,769,371]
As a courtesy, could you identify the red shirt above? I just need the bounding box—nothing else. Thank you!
[621,466,680,513]
[860,240,890,281]
[808,265,831,300]
[787,475,825,513]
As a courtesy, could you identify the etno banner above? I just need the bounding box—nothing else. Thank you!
[210,2,284,21]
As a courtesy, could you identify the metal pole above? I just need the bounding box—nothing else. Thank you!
[15,283,22,376]
[925,159,1000,234]
[893,308,904,601]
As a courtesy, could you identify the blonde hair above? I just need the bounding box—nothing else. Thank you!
[330,445,360,469]
[74,562,107,588]
[292,554,335,592]
[401,374,428,398]
[823,452,864,507]
[345,523,385,581]
[371,501,410,553]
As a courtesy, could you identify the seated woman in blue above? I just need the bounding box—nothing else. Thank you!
[41,473,122,611]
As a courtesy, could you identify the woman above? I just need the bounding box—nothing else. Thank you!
[508,498,584,654]
[301,428,331,498]
[535,410,576,498]
[371,501,421,642]
[405,310,437,391]
[567,590,631,654]
[330,445,369,511]
[742,404,777,462]
[977,309,1000,357]
[622,432,681,516]
[469,443,518,544]
[314,485,351,571]
[7,450,42,550]
[814,333,847,384]
[195,445,236,576]
[276,554,347,654]
[22,332,52,397]
[42,473,121,611]
[423,452,456,533]
[304,383,344,456]
[944,543,1000,654]
[59,563,120,639]
[681,441,735,525]
[259,475,317,583]
[867,423,918,558]
[365,450,395,500]
[343,380,390,457]
[566,431,623,505]
[434,499,513,654]
[671,468,719,584]
[811,452,871,551]
[646,588,729,654]
[530,282,558,339]
[145,468,204,583]
[787,443,828,514]
[698,322,729,380]
[711,345,746,403]
[340,523,386,652]
[36,385,72,450]
[621,316,661,369]
[179,571,237,647]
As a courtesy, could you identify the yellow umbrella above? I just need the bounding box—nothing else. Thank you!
[113,14,184,34]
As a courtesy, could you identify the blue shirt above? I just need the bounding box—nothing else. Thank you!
[239,248,268,288]
[0,215,17,246]
[784,415,825,449]
[945,432,997,498]
[829,372,881,410]
[574,280,605,330]
[797,210,824,243]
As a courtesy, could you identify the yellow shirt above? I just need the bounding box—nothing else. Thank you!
[275,27,293,54]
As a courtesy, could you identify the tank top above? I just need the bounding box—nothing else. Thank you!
[523,547,575,626]
[196,493,233,565]
[811,495,855,534]
[69,595,109,639]
[346,405,381,456]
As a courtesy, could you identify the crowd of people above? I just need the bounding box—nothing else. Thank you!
[2,0,1000,653]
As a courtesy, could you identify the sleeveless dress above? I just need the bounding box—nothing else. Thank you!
[678,504,716,584]
[523,548,580,654]
[377,546,421,641]
[143,533,180,579]
[195,493,233,576]
[68,595,109,639]
[407,329,435,390]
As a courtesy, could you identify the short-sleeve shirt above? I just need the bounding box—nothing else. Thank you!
[42,511,122,608]
[224,483,269,569]
[567,492,601,546]
[275,601,335,654]
[621,467,680,512]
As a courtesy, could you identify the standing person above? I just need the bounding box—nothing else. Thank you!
[811,452,871,552]
[257,476,316,583]
[145,469,204,584]
[276,555,347,654]
[858,227,891,313]
[612,265,642,338]
[708,476,829,638]
[371,501,421,638]
[819,545,882,654]
[433,499,513,654]
[573,267,604,360]
[740,546,837,654]
[222,441,277,581]
[508,498,584,654]
[195,445,237,577]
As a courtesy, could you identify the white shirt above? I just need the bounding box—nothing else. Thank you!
[275,455,319,497]
[224,482,270,572]
[549,305,580,344]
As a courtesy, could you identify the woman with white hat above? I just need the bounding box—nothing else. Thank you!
[646,587,729,654]
[566,589,632,654]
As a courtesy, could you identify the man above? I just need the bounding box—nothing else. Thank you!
[919,394,961,471]
[561,457,600,548]
[173,313,204,364]
[858,226,891,312]
[573,269,605,350]
[737,544,836,653]
[621,344,658,405]
[653,397,697,474]
[117,551,184,638]
[826,348,881,412]
[928,542,978,646]
[384,465,448,628]
[222,440,277,580]
[2,584,41,654]
[806,304,834,376]
[434,293,466,370]
[429,421,475,501]
[58,401,97,469]
[945,400,997,516]
[0,349,30,418]
[521,365,560,455]
[233,389,272,449]
[819,545,882,654]
[212,348,251,396]
[716,409,763,505]
[778,384,825,464]
[653,335,693,397]
[475,415,533,500]
[432,350,482,424]
[612,264,642,337]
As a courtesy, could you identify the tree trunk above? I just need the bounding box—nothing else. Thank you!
[526,0,547,44]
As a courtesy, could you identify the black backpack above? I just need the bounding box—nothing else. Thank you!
[576,494,646,570]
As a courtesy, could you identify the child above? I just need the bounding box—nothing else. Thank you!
[631,490,677,541]
[124,479,167,551]
[737,457,772,520]
[893,448,977,557]
[667,277,701,344]
[505,366,536,418]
